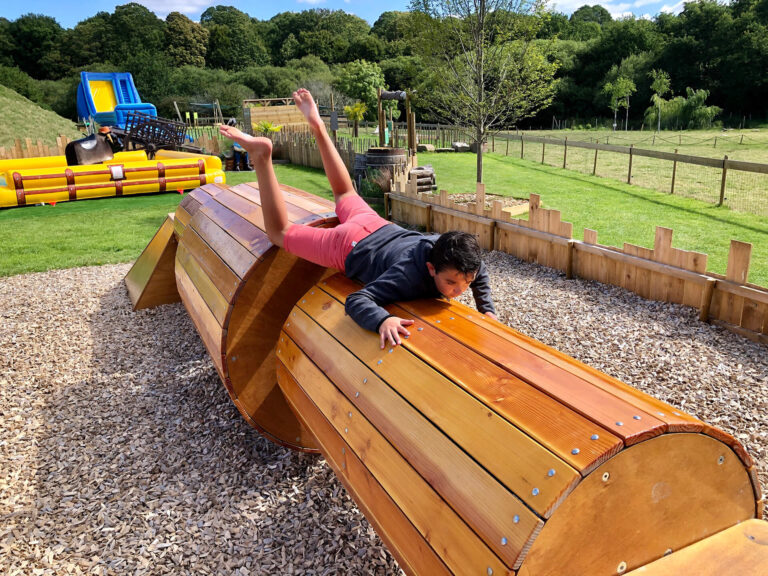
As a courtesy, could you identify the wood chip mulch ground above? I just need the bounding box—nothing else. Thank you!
[1,254,766,575]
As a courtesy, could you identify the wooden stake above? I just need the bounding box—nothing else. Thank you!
[719,155,728,206]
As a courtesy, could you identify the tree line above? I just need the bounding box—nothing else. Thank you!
[0,1,766,129]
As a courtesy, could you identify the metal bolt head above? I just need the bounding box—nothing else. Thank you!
[571,448,580,455]
[348,412,353,418]
[355,391,360,398]
[616,421,624,427]
[633,415,641,420]
[417,327,423,331]
[363,378,367,384]
[501,537,507,546]
[617,561,627,574]
[591,434,599,440]
[513,515,520,524]
[487,568,493,575]
[547,469,556,477]
[718,455,725,465]
[532,487,540,496]
[602,472,610,482]
[344,427,348,433]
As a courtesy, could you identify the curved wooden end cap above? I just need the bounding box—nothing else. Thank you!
[518,434,758,576]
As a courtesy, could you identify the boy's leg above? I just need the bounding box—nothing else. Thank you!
[219,126,289,247]
[293,89,356,204]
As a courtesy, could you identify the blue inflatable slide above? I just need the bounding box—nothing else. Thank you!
[76,72,157,129]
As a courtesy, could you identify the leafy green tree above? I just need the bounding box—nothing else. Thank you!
[603,74,636,130]
[165,12,209,68]
[410,0,558,183]
[202,6,270,70]
[333,59,386,120]
[648,69,671,131]
[372,11,411,42]
[104,3,166,67]
[8,14,68,79]
[570,5,612,26]
[63,12,112,69]
[0,18,15,67]
[344,102,367,137]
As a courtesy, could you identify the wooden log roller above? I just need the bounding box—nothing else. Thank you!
[126,184,768,575]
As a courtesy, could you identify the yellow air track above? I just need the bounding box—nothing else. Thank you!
[0,150,225,208]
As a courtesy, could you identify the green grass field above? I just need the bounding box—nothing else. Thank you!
[2,152,766,286]
[0,85,82,150]
[422,152,768,285]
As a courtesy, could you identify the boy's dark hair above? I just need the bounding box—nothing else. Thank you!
[430,231,483,275]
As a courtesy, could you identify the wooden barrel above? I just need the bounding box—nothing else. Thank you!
[367,147,408,192]
[275,273,765,575]
[173,182,337,451]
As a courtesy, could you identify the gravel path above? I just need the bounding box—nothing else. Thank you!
[1,255,766,575]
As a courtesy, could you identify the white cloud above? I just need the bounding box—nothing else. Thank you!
[659,0,685,14]
[136,0,215,19]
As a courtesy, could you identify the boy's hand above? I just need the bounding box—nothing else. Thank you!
[379,317,414,349]
[484,311,498,321]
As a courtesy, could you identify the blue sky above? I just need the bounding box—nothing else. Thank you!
[5,0,685,29]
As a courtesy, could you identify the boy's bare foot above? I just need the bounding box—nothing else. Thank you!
[293,89,323,129]
[219,125,272,161]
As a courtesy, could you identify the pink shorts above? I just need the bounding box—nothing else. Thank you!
[283,193,390,271]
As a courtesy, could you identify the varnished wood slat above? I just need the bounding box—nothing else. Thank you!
[196,196,272,257]
[276,348,510,576]
[189,210,260,278]
[179,226,240,301]
[175,205,193,231]
[276,363,453,576]
[395,292,703,435]
[376,290,668,445]
[175,260,225,379]
[320,276,623,471]
[300,282,619,477]
[625,519,768,575]
[518,434,757,576]
[279,325,544,566]
[176,242,230,326]
[124,215,180,310]
[229,182,331,225]
[215,185,319,228]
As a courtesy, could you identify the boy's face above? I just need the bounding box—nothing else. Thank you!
[426,263,475,300]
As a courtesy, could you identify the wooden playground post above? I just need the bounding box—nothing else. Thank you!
[378,88,386,147]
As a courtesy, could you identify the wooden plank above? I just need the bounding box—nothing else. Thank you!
[276,364,453,576]
[276,350,510,576]
[180,226,240,301]
[279,331,540,569]
[175,204,193,229]
[226,183,326,225]
[124,215,180,310]
[317,276,623,473]
[197,196,272,257]
[175,261,225,378]
[285,295,581,515]
[726,240,752,284]
[378,292,668,445]
[189,210,260,278]
[410,294,704,434]
[518,434,758,576]
[176,242,230,326]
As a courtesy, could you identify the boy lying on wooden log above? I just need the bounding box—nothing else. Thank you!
[220,89,497,349]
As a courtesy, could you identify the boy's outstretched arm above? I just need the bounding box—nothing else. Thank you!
[293,89,356,202]
[470,262,498,320]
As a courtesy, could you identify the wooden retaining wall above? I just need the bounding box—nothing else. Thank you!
[388,178,768,345]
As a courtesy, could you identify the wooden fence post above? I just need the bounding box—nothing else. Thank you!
[593,148,598,176]
[699,278,716,322]
[671,149,678,194]
[520,134,525,159]
[541,141,545,164]
[505,136,509,156]
[563,137,568,169]
[627,144,634,184]
[719,155,729,206]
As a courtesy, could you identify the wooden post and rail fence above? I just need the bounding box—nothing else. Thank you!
[388,173,768,346]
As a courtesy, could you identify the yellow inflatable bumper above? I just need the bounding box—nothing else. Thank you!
[0,150,225,208]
